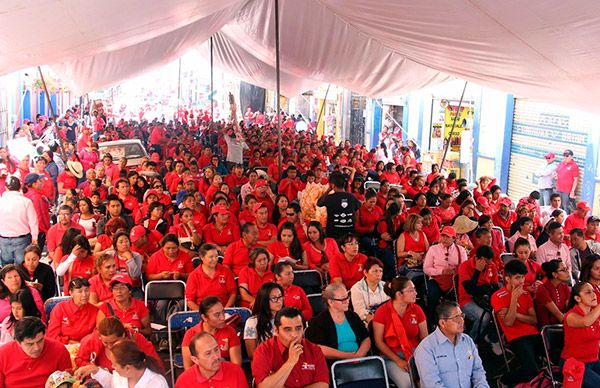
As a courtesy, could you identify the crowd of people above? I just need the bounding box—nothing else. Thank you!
[0,102,597,388]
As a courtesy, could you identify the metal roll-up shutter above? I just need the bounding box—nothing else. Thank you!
[508,99,588,200]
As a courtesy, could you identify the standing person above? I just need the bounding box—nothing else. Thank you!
[560,282,600,387]
[0,176,38,265]
[414,301,489,388]
[534,152,558,206]
[555,149,580,213]
[317,172,361,240]
[22,173,50,251]
[251,307,329,388]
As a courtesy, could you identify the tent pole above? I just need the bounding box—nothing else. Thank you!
[440,81,468,173]
[275,0,282,174]
[37,66,56,118]
[210,36,214,122]
[177,57,182,118]
[374,98,408,141]
[316,84,331,136]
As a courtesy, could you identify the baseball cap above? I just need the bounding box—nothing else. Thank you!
[110,273,133,288]
[440,226,457,237]
[45,371,77,388]
[255,179,268,188]
[23,173,43,186]
[576,201,590,211]
[130,225,147,243]
[499,197,513,207]
[252,202,267,212]
[476,197,489,207]
[588,216,600,224]
[563,149,574,157]
[544,152,555,159]
[211,205,228,215]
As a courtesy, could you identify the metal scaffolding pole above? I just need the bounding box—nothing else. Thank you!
[275,0,282,174]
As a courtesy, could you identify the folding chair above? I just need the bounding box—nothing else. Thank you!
[404,198,414,208]
[331,356,389,388]
[307,293,326,316]
[55,273,64,297]
[144,280,187,336]
[500,253,516,266]
[491,311,511,371]
[364,181,381,192]
[224,307,253,333]
[408,356,420,388]
[541,324,564,387]
[492,226,506,245]
[293,270,323,295]
[44,296,71,323]
[167,311,200,387]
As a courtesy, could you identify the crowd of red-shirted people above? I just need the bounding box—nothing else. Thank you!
[0,100,599,388]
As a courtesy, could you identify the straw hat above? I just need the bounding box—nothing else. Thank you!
[66,160,84,179]
[452,215,479,234]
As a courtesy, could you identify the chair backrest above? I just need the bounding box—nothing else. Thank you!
[492,310,511,371]
[364,181,381,192]
[408,356,420,388]
[492,226,506,243]
[55,274,64,297]
[404,198,414,208]
[500,253,516,265]
[541,324,564,367]
[167,311,201,387]
[307,293,326,316]
[144,280,186,304]
[332,356,389,388]
[224,307,253,332]
[293,270,323,294]
[44,296,71,321]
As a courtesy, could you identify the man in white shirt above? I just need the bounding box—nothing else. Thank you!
[0,176,38,265]
[534,152,557,206]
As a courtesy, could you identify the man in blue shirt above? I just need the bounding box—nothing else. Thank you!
[414,301,489,388]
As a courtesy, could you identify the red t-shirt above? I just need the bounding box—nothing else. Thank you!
[185,264,237,307]
[491,287,539,342]
[564,213,587,235]
[89,274,112,303]
[373,301,426,352]
[60,254,95,295]
[534,279,570,327]
[223,239,255,276]
[202,223,240,247]
[175,361,248,388]
[561,305,600,362]
[57,171,77,190]
[492,211,518,238]
[47,299,98,344]
[302,238,340,268]
[99,298,149,331]
[0,337,71,388]
[182,321,240,359]
[432,206,457,226]
[257,223,278,245]
[252,337,329,388]
[355,205,384,236]
[329,252,368,289]
[146,249,193,276]
[237,267,275,308]
[283,284,312,321]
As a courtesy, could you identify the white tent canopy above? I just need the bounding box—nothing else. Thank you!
[2,0,600,111]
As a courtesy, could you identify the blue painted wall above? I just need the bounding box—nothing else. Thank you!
[371,99,382,147]
[498,95,514,189]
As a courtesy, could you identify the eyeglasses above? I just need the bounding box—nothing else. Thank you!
[269,295,284,303]
[443,313,466,322]
[331,294,351,302]
[153,185,162,189]
[286,213,296,216]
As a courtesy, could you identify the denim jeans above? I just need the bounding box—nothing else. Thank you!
[539,188,553,206]
[557,191,576,213]
[0,234,32,265]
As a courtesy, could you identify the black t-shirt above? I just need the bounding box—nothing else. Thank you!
[317,191,361,239]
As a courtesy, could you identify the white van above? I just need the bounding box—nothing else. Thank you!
[98,139,148,167]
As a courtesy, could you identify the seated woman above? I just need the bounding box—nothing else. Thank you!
[377,199,403,281]
[560,282,600,387]
[104,231,143,288]
[306,284,371,363]
[302,221,339,274]
[329,233,368,290]
[96,274,151,336]
[273,262,312,321]
[74,339,168,388]
[48,277,98,344]
[268,222,308,270]
[355,189,383,257]
[75,317,162,371]
[93,217,127,256]
[19,244,56,302]
[56,235,95,296]
[0,264,44,322]
[238,248,275,309]
[186,243,236,310]
[181,296,242,370]
[202,205,240,253]
[535,259,571,326]
[350,257,390,324]
[396,214,430,279]
[507,216,538,254]
[141,202,169,236]
[372,276,428,388]
[88,253,117,306]
[0,288,42,344]
[513,237,544,295]
[420,207,441,245]
[145,234,194,282]
[73,197,99,245]
[243,282,284,359]
[169,207,202,257]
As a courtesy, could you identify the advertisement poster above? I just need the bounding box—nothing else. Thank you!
[444,104,473,152]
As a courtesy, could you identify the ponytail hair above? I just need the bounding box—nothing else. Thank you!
[384,276,411,299]
[110,339,163,374]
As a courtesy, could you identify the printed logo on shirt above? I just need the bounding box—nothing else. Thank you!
[219,275,226,284]
[62,316,70,326]
[410,314,417,325]
[293,295,300,300]
[358,265,363,272]
[132,313,139,320]
[178,262,184,269]
[220,338,230,351]
[301,362,316,371]
[341,200,348,209]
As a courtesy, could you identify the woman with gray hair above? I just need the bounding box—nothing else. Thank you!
[305,284,371,363]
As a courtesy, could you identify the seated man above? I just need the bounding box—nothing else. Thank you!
[251,307,329,388]
[414,301,489,388]
[0,317,71,387]
[569,228,600,280]
[175,332,248,387]
[491,259,542,387]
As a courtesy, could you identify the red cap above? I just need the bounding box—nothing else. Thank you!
[184,176,195,184]
[544,152,555,159]
[252,202,267,213]
[130,225,147,243]
[255,179,268,188]
[577,201,591,211]
[110,274,133,288]
[440,226,457,237]
[476,197,489,207]
[211,205,228,215]
[499,197,512,207]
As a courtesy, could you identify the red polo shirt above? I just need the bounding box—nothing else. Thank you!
[223,239,254,276]
[329,252,368,289]
[491,210,518,237]
[252,337,329,388]
[225,174,249,189]
[283,285,312,321]
[202,223,240,247]
[0,337,71,388]
[373,301,426,352]
[61,254,95,295]
[564,213,587,235]
[89,274,112,303]
[534,279,570,327]
[457,258,499,307]
[256,222,278,245]
[185,264,237,306]
[47,299,98,344]
[491,287,539,342]
[433,206,457,226]
[238,267,275,308]
[119,193,140,214]
[57,171,77,190]
[182,321,240,359]
[556,160,580,193]
[146,249,193,276]
[355,205,383,236]
[175,361,248,388]
[99,298,149,331]
[131,230,162,257]
[303,238,340,268]
[561,305,600,363]
[268,241,295,261]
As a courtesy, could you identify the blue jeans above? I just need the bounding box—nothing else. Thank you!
[539,188,553,206]
[0,234,32,265]
[557,191,576,214]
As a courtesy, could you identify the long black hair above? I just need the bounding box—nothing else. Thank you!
[252,282,284,343]
[278,222,303,263]
[7,288,41,329]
